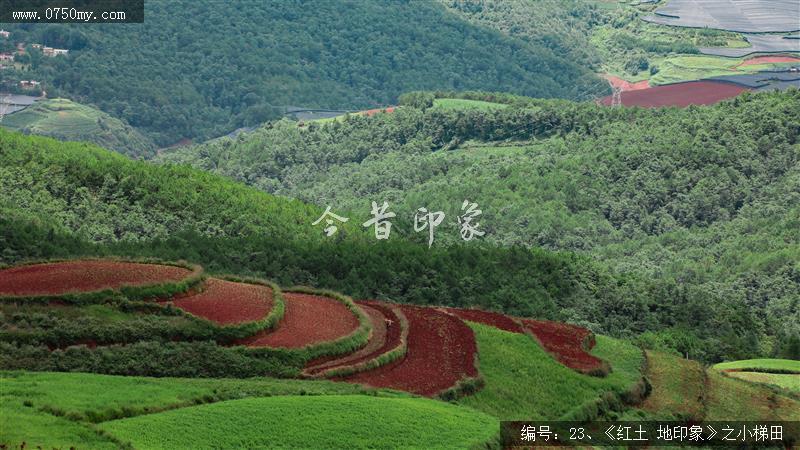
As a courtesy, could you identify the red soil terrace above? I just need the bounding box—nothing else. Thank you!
[0,261,191,296]
[169,278,272,324]
[305,302,391,374]
[343,304,478,397]
[599,80,749,108]
[522,319,605,374]
[604,74,651,92]
[240,292,359,349]
[736,55,800,67]
[441,307,524,334]
[362,106,395,116]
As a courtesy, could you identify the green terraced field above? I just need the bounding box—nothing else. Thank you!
[714,359,800,373]
[725,371,800,393]
[99,395,499,449]
[1,98,154,157]
[457,323,644,421]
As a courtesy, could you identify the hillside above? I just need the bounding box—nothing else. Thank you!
[158,90,800,362]
[1,0,606,146]
[0,98,155,158]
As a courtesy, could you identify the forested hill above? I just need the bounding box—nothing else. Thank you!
[159,89,800,361]
[3,0,606,147]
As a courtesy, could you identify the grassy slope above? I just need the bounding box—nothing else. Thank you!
[1,98,155,158]
[458,323,643,420]
[725,372,800,393]
[640,351,705,419]
[100,395,497,449]
[705,370,800,421]
[0,371,386,449]
[713,359,800,373]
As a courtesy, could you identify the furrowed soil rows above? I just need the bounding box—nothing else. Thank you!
[240,292,358,348]
[169,278,272,324]
[599,81,748,107]
[343,304,478,396]
[304,303,389,374]
[441,307,524,334]
[521,319,606,374]
[0,260,192,296]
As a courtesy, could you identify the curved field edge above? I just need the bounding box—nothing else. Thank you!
[97,395,500,450]
[458,323,646,421]
[167,275,286,341]
[0,258,205,304]
[305,304,409,379]
[713,359,800,374]
[258,286,372,362]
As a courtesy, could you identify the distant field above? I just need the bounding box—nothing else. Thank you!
[99,395,499,449]
[0,98,154,157]
[433,98,508,110]
[726,371,800,393]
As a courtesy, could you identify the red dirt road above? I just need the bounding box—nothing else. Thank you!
[240,292,359,348]
[170,278,272,324]
[599,81,749,108]
[521,319,605,374]
[441,307,524,334]
[737,55,800,67]
[604,74,651,92]
[0,261,192,296]
[342,304,478,396]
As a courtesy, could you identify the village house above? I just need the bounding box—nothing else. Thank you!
[0,30,10,39]
[31,44,42,50]
[42,46,69,57]
[0,53,14,62]
[19,80,41,89]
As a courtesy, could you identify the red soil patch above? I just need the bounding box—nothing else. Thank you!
[240,292,359,349]
[441,307,524,334]
[169,278,272,325]
[521,319,605,374]
[0,261,192,297]
[342,303,478,396]
[305,302,391,374]
[599,80,749,108]
[362,106,395,116]
[604,74,651,92]
[737,55,800,67]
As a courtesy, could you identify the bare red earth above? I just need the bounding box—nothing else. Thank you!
[0,261,192,296]
[441,307,524,334]
[169,278,272,324]
[737,55,800,67]
[240,292,359,348]
[521,319,605,374]
[362,106,395,116]
[604,74,651,91]
[599,81,749,108]
[305,302,390,373]
[342,303,478,396]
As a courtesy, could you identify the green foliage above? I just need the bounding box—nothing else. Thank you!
[98,395,500,449]
[0,98,155,158]
[3,0,605,145]
[398,91,435,110]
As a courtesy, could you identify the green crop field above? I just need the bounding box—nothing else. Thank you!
[99,395,499,449]
[433,98,508,110]
[725,371,800,393]
[705,370,800,421]
[0,98,154,158]
[457,323,643,421]
[714,359,800,373]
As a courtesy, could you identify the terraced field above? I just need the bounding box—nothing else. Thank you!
[169,278,274,324]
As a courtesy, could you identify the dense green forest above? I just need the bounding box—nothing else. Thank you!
[1,126,780,362]
[2,0,606,147]
[160,89,800,361]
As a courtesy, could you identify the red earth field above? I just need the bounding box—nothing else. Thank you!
[521,319,606,374]
[737,55,800,67]
[599,81,749,108]
[342,303,479,396]
[441,307,524,334]
[604,74,651,91]
[362,106,395,116]
[305,302,402,375]
[0,260,192,296]
[169,278,273,324]
[240,292,359,348]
